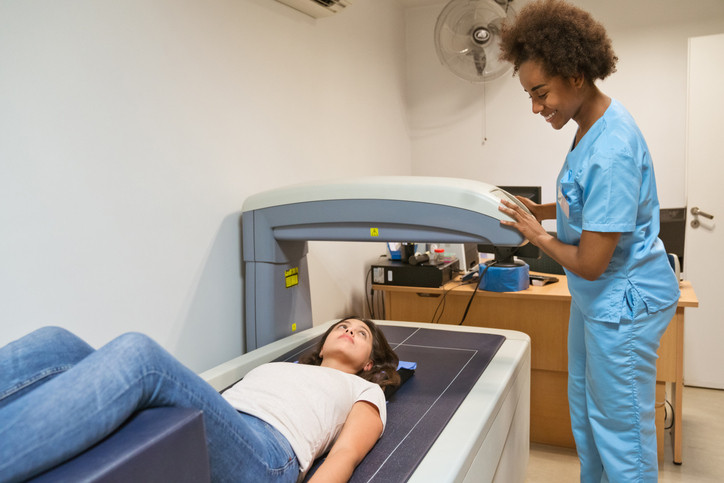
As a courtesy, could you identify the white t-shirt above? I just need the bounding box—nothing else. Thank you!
[222,362,387,474]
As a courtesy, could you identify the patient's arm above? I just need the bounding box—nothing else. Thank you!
[308,400,383,483]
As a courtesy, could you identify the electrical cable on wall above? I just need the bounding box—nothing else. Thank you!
[366,266,387,320]
[482,81,487,145]
[365,267,376,318]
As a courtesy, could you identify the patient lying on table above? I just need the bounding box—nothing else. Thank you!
[0,317,400,482]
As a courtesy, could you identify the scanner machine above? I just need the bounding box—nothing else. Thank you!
[205,176,531,482]
[240,175,530,350]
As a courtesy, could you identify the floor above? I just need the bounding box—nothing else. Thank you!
[525,386,724,482]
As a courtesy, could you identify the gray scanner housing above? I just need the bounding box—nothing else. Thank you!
[241,176,528,350]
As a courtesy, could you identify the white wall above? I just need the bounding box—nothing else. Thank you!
[0,0,410,372]
[4,0,724,374]
[405,0,724,212]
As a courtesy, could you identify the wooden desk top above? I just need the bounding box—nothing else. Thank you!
[373,274,699,308]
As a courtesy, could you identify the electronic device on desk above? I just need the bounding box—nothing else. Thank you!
[437,243,480,271]
[659,207,686,280]
[371,256,459,288]
[530,274,559,286]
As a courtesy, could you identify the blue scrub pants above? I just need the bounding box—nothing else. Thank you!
[0,327,299,483]
[568,293,677,483]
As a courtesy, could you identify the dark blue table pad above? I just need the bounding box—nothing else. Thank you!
[274,325,506,483]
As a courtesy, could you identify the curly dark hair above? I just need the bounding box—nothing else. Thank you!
[499,0,617,82]
[298,317,401,390]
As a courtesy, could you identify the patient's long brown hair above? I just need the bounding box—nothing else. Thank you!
[298,317,401,390]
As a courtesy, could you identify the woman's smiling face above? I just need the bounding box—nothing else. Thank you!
[518,59,583,130]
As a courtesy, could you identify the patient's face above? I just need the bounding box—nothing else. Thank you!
[320,319,374,373]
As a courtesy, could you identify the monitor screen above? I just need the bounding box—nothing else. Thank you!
[659,207,686,271]
[497,186,542,204]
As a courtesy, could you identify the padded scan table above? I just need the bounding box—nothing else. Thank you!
[202,320,530,483]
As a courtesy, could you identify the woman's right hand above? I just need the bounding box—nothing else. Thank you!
[499,198,551,248]
[516,196,555,222]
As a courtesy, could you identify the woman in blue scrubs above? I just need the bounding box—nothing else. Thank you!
[497,1,680,481]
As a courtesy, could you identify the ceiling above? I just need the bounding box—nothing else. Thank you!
[396,0,724,32]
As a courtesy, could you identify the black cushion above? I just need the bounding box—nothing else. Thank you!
[29,407,210,483]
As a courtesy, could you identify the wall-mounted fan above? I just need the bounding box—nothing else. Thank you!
[434,0,515,83]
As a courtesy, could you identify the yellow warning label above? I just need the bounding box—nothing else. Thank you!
[285,267,299,288]
[370,227,379,237]
[292,323,297,332]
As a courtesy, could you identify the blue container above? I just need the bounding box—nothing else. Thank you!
[479,263,530,292]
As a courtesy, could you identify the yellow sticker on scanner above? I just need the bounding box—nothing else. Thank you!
[285,267,299,288]
[370,228,379,237]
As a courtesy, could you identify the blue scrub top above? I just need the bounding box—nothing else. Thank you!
[556,99,680,323]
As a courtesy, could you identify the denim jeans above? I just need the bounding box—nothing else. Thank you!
[0,327,299,483]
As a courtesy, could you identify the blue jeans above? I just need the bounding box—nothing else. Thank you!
[568,292,677,483]
[0,327,299,483]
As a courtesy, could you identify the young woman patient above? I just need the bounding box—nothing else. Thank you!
[0,317,400,482]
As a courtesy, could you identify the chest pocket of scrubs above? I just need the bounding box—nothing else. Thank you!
[559,171,583,226]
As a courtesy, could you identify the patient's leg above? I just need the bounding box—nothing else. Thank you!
[0,326,94,409]
[0,332,298,483]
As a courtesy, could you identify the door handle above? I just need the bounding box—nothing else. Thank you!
[690,206,715,228]
[691,207,714,219]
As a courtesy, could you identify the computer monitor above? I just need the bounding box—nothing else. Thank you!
[497,186,542,204]
[478,185,542,266]
[659,207,686,271]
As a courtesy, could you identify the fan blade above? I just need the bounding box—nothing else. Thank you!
[473,51,487,76]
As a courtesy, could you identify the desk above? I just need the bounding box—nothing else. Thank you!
[374,275,698,464]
